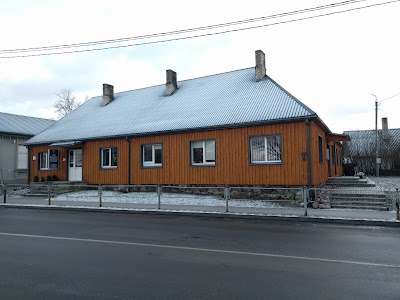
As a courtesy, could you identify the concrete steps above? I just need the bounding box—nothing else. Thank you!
[330,191,388,211]
[326,176,375,187]
[325,177,389,210]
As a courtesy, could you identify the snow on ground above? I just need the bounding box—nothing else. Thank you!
[52,190,285,209]
[368,176,400,190]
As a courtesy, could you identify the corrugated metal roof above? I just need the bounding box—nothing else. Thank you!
[0,112,55,136]
[343,129,400,156]
[26,67,317,145]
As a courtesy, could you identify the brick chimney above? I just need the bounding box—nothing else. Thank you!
[165,69,177,96]
[382,117,389,141]
[102,83,114,106]
[255,50,266,81]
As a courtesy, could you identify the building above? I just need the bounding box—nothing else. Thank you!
[26,50,347,187]
[343,118,400,175]
[0,112,55,183]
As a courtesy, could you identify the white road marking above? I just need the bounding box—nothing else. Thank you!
[1,232,399,269]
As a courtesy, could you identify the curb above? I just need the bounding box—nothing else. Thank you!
[1,204,399,227]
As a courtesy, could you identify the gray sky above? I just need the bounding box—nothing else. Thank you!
[1,0,399,134]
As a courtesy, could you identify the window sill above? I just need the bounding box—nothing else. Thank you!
[191,163,216,167]
[142,165,163,168]
[101,166,118,169]
[250,161,282,165]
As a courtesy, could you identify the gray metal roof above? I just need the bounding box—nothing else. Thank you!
[343,129,400,156]
[26,67,317,145]
[0,112,55,137]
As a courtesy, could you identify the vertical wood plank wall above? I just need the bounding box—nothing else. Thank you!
[131,122,308,186]
[309,121,343,184]
[29,145,68,181]
[29,120,342,186]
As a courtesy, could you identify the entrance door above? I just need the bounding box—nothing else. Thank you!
[326,145,331,177]
[68,149,82,181]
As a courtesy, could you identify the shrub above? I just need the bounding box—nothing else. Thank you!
[46,175,52,182]
[52,175,59,181]
[41,177,45,182]
[33,175,39,182]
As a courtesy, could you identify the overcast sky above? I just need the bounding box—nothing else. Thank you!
[1,0,399,134]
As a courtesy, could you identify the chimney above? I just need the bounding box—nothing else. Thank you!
[102,83,114,106]
[255,50,266,81]
[165,69,177,96]
[382,117,389,141]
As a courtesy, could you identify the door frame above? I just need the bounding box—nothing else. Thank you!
[68,148,83,181]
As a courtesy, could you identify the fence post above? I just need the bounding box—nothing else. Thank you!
[48,184,51,205]
[3,185,6,204]
[396,188,399,221]
[99,185,102,207]
[224,186,229,212]
[303,186,308,216]
[157,185,161,210]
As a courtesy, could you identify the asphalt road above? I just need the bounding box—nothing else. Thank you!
[0,208,399,299]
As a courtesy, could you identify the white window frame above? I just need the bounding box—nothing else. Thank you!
[39,150,49,170]
[17,145,28,169]
[101,147,118,169]
[249,134,282,164]
[142,143,162,167]
[190,139,216,166]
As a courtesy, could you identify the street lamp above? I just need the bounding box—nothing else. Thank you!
[371,94,379,177]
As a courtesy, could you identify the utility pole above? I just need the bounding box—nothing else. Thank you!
[372,94,379,176]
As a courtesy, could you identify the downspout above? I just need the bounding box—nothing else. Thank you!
[306,119,312,188]
[27,146,31,184]
[126,137,131,185]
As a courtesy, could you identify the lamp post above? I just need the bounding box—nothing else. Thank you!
[371,94,379,176]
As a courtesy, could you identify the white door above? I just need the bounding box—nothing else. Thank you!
[68,149,82,181]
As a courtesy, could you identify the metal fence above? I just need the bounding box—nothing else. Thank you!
[1,183,399,220]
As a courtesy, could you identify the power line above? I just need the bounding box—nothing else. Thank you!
[0,0,368,54]
[379,92,400,104]
[1,0,399,59]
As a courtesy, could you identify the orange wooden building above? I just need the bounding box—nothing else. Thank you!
[26,51,347,187]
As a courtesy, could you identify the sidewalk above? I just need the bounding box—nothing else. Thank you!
[1,196,399,227]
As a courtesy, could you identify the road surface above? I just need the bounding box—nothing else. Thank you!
[0,208,399,299]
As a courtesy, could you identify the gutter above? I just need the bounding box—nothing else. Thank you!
[27,146,31,184]
[126,137,131,185]
[306,119,312,188]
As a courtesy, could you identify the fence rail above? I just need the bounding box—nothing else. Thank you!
[1,183,399,220]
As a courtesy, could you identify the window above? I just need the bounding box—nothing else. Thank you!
[17,145,28,169]
[250,135,282,164]
[101,147,118,168]
[142,144,162,167]
[39,151,49,170]
[191,140,216,165]
[318,136,323,163]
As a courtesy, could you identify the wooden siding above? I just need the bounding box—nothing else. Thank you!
[130,122,308,186]
[82,139,128,184]
[29,120,340,186]
[309,121,344,185]
[29,145,68,182]
[310,121,328,185]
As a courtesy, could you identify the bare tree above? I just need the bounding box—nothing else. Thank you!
[54,89,81,119]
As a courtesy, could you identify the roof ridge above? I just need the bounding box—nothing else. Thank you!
[344,128,400,132]
[101,67,255,97]
[0,111,54,121]
[26,67,322,144]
